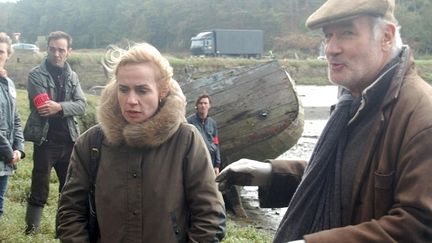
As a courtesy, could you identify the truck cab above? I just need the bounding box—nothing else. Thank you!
[190,32,214,56]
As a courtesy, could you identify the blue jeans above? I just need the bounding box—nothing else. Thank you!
[0,175,9,217]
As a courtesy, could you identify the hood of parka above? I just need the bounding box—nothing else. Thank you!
[97,79,187,148]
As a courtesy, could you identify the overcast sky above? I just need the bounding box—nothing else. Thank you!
[0,0,17,2]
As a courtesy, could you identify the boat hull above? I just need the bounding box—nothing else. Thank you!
[181,61,304,164]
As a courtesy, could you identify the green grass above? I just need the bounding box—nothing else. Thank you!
[224,221,272,243]
[0,90,273,242]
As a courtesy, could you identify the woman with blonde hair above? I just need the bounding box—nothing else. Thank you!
[58,43,226,242]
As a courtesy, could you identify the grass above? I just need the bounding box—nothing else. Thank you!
[224,221,272,243]
[0,90,273,242]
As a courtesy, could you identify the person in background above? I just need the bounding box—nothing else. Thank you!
[23,31,86,234]
[187,94,247,218]
[216,0,432,242]
[187,94,221,175]
[0,32,25,218]
[57,43,226,242]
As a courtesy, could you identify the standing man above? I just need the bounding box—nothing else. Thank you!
[217,0,432,242]
[187,94,221,175]
[188,94,247,217]
[0,32,25,218]
[23,31,86,234]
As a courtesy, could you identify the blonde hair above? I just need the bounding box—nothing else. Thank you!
[0,32,13,56]
[102,42,173,95]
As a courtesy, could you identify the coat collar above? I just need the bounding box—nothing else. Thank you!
[348,46,413,124]
[39,57,73,77]
[380,45,413,110]
[97,79,186,148]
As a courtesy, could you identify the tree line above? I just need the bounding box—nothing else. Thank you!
[0,0,431,56]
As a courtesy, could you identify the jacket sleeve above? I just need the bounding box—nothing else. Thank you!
[0,81,24,162]
[0,131,13,163]
[258,159,307,208]
[304,126,432,242]
[213,144,221,168]
[57,130,93,242]
[27,69,49,107]
[212,121,221,168]
[59,72,86,117]
[183,127,226,242]
[12,105,25,154]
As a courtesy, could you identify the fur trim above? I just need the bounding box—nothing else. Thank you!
[97,79,186,148]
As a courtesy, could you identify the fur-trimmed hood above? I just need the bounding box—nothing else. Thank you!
[97,79,186,148]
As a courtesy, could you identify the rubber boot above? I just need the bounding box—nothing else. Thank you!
[25,204,43,235]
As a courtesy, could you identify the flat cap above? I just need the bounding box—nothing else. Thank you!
[306,0,396,29]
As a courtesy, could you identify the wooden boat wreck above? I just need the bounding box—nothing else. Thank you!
[180,60,304,164]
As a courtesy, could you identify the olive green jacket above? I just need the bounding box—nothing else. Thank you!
[58,79,226,242]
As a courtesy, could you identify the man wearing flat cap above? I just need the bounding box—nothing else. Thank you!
[216,0,432,242]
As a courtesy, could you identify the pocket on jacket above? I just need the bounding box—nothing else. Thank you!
[169,211,186,243]
[374,170,394,218]
[23,122,44,143]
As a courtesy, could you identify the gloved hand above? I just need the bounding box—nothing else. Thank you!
[216,158,272,193]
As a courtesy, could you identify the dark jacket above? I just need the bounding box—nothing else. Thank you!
[0,76,24,175]
[260,47,432,242]
[187,113,221,168]
[23,59,86,145]
[58,80,226,243]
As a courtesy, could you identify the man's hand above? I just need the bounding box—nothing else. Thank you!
[214,167,220,176]
[37,100,62,117]
[9,150,22,165]
[216,159,272,193]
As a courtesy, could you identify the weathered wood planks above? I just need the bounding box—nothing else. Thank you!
[181,60,304,164]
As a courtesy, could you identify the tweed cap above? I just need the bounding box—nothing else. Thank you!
[306,0,396,29]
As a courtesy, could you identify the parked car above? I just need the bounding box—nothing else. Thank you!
[11,43,39,53]
[317,55,327,60]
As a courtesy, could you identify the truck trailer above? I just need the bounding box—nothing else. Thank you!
[190,29,263,58]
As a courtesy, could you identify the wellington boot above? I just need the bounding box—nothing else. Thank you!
[24,204,43,235]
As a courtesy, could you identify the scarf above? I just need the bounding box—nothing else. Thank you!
[273,91,355,242]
